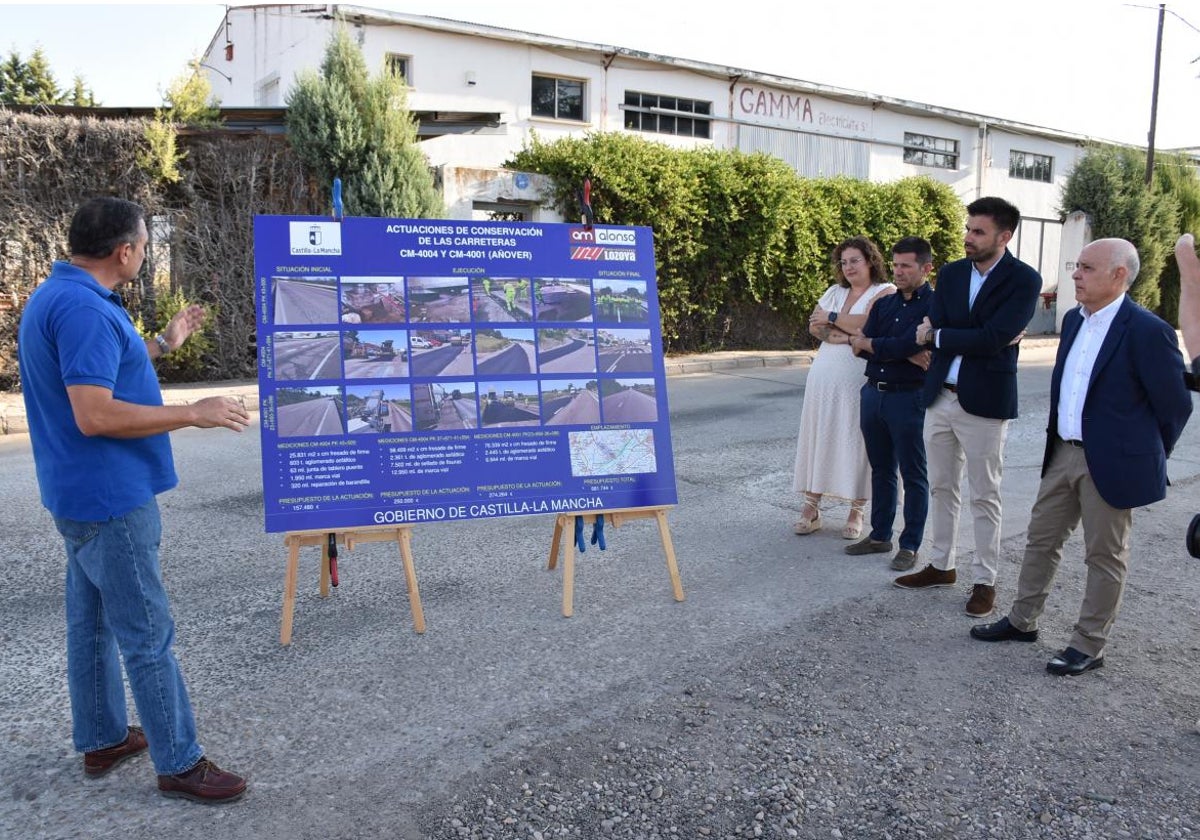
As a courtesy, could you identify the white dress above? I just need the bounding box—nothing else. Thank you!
[792,282,895,501]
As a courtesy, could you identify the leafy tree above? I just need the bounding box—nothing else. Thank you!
[138,61,220,184]
[286,26,442,218]
[1060,145,1181,312]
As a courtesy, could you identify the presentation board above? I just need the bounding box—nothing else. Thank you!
[253,216,678,533]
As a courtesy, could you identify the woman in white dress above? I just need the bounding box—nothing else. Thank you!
[792,236,895,539]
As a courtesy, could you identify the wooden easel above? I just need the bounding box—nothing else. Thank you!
[280,525,426,645]
[547,506,684,617]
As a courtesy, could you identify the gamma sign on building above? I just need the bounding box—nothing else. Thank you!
[253,216,679,533]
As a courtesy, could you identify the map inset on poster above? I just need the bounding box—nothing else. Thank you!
[254,217,678,532]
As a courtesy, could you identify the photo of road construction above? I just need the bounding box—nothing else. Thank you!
[340,278,407,324]
[275,386,346,437]
[478,381,542,427]
[272,331,343,381]
[408,328,474,376]
[600,378,658,423]
[407,276,472,322]
[411,382,479,431]
[469,276,533,321]
[594,278,650,324]
[537,328,597,374]
[541,379,601,425]
[345,384,413,434]
[596,329,654,373]
[475,328,537,375]
[533,278,594,322]
[272,276,339,325]
[341,329,409,379]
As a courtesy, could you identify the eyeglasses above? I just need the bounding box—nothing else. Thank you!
[838,258,864,268]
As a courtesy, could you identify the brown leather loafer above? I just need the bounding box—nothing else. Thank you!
[158,757,247,804]
[893,564,956,589]
[965,584,996,617]
[84,726,148,777]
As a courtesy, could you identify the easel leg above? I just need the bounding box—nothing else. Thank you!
[281,536,301,645]
[655,509,685,602]
[398,528,426,634]
[548,514,564,570]
[562,521,575,618]
[319,539,331,598]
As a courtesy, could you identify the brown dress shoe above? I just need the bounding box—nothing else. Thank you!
[892,564,956,589]
[965,584,996,617]
[84,726,148,777]
[158,757,247,804]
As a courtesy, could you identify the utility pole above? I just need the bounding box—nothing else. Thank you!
[1146,2,1166,186]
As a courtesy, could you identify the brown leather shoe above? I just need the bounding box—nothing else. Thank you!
[965,584,996,617]
[84,726,148,777]
[892,564,956,589]
[157,757,247,804]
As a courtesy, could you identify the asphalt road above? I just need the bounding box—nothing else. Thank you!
[4,349,1200,838]
[276,397,344,437]
[273,335,342,381]
[273,280,339,325]
[598,346,654,373]
[477,343,534,375]
[602,387,658,422]
[545,390,601,425]
[411,344,473,376]
[538,338,596,374]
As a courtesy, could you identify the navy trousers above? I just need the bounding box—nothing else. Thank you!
[859,385,929,551]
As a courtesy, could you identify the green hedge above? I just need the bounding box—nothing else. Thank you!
[508,133,964,351]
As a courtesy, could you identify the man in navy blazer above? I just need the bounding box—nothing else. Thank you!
[895,197,1041,618]
[970,238,1192,675]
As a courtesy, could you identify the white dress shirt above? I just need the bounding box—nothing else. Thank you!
[1056,294,1125,442]
[942,260,995,386]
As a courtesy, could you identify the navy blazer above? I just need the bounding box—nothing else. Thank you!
[922,250,1042,419]
[1044,297,1192,510]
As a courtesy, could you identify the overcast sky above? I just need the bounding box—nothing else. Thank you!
[4,0,1200,148]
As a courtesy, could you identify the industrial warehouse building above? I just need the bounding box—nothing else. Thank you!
[200,3,1145,323]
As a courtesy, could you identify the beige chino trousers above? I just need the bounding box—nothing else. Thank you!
[923,389,1009,585]
[1007,440,1132,658]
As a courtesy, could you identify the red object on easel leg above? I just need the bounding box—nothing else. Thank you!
[327,532,339,587]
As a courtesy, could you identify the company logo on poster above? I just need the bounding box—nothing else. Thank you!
[289,222,343,255]
[569,227,637,247]
[570,246,638,262]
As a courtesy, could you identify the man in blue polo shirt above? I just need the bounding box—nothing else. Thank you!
[846,237,934,571]
[19,197,251,803]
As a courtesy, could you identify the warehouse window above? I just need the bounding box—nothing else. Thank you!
[903,132,959,169]
[385,53,411,84]
[623,91,712,139]
[532,74,584,121]
[1009,150,1053,183]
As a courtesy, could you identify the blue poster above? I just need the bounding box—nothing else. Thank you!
[253,216,678,533]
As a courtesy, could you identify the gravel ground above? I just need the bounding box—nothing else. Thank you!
[4,348,1200,840]
[417,495,1200,840]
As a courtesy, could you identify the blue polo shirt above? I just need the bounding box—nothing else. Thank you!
[18,261,177,520]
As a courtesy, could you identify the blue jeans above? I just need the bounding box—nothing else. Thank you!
[859,386,929,551]
[53,498,203,776]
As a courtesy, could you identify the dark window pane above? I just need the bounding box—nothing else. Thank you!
[660,115,676,134]
[678,117,693,135]
[624,110,639,130]
[643,113,657,132]
[695,101,711,116]
[624,91,639,107]
[557,79,583,120]
[696,119,710,139]
[660,96,677,111]
[532,76,557,117]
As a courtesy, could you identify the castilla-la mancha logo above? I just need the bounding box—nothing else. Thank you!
[289,222,343,256]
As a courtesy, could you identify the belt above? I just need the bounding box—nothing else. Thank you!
[942,383,958,393]
[866,380,921,392]
[1058,435,1084,448]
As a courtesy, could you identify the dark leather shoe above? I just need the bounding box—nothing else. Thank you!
[84,726,148,777]
[158,757,247,803]
[964,584,996,617]
[1047,646,1104,676]
[845,536,893,556]
[970,616,1038,643]
[893,564,956,589]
